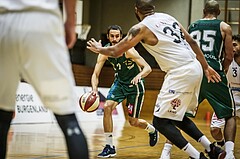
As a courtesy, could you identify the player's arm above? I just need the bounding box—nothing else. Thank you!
[91,54,107,93]
[63,0,77,48]
[126,48,152,84]
[180,23,221,83]
[87,24,144,57]
[221,22,234,73]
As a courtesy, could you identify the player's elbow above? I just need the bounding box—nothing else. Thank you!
[147,66,152,74]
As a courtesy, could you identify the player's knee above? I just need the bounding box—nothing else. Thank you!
[103,103,113,113]
[104,100,117,112]
[210,127,223,140]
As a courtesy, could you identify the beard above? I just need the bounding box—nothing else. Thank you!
[111,41,118,45]
[135,12,141,22]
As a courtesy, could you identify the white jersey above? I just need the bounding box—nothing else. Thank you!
[211,59,240,128]
[0,0,59,12]
[227,59,240,107]
[140,13,196,72]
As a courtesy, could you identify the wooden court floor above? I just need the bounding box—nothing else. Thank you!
[6,116,240,159]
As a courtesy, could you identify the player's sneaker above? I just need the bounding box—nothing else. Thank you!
[189,152,208,159]
[159,149,170,159]
[149,129,158,146]
[216,140,225,147]
[206,142,226,159]
[225,151,235,159]
[97,144,116,158]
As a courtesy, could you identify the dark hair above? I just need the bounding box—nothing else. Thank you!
[107,25,123,35]
[204,0,220,15]
[233,34,240,42]
[135,0,155,14]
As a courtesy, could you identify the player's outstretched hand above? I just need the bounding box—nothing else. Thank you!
[204,66,221,83]
[87,38,102,53]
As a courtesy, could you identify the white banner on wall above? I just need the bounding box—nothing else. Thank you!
[11,83,125,124]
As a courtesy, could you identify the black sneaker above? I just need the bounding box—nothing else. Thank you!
[97,144,116,158]
[216,140,225,147]
[206,142,226,159]
[149,129,158,146]
[190,152,208,159]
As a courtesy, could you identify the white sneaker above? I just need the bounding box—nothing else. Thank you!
[225,151,235,159]
[159,149,171,159]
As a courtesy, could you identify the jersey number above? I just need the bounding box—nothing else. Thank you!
[190,30,216,52]
[232,67,238,77]
[163,22,184,43]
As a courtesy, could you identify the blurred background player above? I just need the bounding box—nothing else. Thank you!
[210,34,240,156]
[0,0,89,158]
[91,25,158,158]
[160,1,236,159]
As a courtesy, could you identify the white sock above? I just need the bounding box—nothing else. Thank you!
[105,132,113,147]
[225,141,234,153]
[145,123,155,133]
[198,135,211,152]
[182,143,200,159]
[160,143,172,158]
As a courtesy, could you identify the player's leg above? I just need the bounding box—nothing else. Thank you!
[97,100,118,158]
[159,113,225,159]
[0,110,14,159]
[128,116,158,146]
[174,116,226,159]
[126,80,158,146]
[224,116,236,159]
[0,13,22,159]
[204,74,236,158]
[54,114,89,159]
[19,11,89,159]
[153,116,207,159]
[210,112,225,146]
[159,140,172,159]
[97,81,123,158]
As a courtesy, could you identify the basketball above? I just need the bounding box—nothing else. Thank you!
[79,92,99,112]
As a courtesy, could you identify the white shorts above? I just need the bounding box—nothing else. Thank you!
[211,105,240,129]
[153,59,203,121]
[0,11,78,115]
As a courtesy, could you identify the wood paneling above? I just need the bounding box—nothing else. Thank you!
[72,64,165,90]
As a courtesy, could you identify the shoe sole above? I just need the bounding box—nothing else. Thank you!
[97,153,116,158]
[218,151,226,159]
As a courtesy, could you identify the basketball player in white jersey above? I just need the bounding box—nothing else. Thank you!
[0,0,89,158]
[87,0,226,158]
[210,34,240,152]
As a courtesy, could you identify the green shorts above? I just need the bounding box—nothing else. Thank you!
[107,79,145,118]
[199,71,235,119]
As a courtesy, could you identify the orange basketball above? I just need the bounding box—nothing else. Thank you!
[79,92,99,112]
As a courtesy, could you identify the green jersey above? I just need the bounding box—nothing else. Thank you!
[188,19,224,71]
[188,19,235,119]
[108,53,141,84]
[104,44,145,118]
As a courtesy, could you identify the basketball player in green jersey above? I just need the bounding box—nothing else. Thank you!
[91,25,158,158]
[159,1,236,159]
